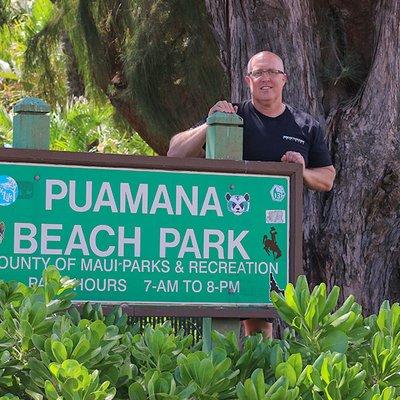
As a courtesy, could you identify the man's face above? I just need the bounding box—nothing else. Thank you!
[245,54,287,105]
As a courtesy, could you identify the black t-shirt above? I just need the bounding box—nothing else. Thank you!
[235,101,331,167]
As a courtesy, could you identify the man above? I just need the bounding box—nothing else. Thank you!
[168,51,335,337]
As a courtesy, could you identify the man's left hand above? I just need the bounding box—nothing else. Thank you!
[281,151,335,191]
[281,151,305,171]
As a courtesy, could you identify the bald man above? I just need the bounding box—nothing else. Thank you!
[168,51,335,337]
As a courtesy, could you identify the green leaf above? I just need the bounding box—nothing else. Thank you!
[308,366,324,390]
[329,295,355,322]
[275,362,297,387]
[101,365,119,385]
[51,340,68,363]
[128,382,147,400]
[269,344,284,371]
[30,302,47,328]
[31,334,45,350]
[60,359,82,379]
[20,320,33,345]
[320,357,331,384]
[320,330,348,353]
[82,303,93,319]
[285,283,301,314]
[252,369,265,398]
[237,382,246,400]
[270,386,287,400]
[381,387,395,400]
[28,358,52,380]
[178,382,197,399]
[48,362,60,378]
[270,292,297,324]
[44,380,58,400]
[295,276,311,314]
[304,296,318,332]
[63,377,79,400]
[90,320,107,343]
[70,337,91,360]
[287,353,302,379]
[25,389,44,400]
[243,378,258,399]
[348,326,370,341]
[158,353,173,371]
[266,376,288,396]
[330,311,357,332]
[104,325,119,340]
[325,380,341,400]
[321,286,340,319]
[198,358,213,387]
[67,307,81,325]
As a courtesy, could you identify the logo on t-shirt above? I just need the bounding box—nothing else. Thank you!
[283,135,305,145]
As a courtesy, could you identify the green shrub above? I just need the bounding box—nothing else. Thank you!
[1,267,400,399]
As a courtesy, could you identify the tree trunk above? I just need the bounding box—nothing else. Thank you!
[205,0,400,314]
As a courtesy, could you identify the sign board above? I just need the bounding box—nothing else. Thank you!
[0,149,302,317]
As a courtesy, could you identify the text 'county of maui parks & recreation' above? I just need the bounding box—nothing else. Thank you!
[0,163,289,307]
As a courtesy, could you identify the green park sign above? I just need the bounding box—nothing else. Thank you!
[0,149,302,317]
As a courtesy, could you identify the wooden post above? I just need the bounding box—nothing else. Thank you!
[202,111,243,351]
[13,97,51,150]
[205,112,243,160]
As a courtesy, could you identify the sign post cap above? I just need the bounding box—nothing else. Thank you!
[13,97,51,114]
[206,111,243,126]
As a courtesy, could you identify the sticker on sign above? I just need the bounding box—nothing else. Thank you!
[265,210,285,224]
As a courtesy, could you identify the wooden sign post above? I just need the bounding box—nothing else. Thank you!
[203,111,244,350]
[13,97,50,150]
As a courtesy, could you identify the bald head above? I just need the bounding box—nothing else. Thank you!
[247,51,285,74]
[244,50,287,111]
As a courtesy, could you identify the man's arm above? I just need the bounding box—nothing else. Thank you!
[167,101,237,158]
[303,165,336,191]
[281,151,336,192]
[167,123,207,158]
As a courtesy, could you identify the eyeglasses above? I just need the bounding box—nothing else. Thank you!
[248,69,285,78]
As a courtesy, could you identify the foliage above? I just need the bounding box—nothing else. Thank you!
[0,0,65,109]
[123,0,227,137]
[22,0,227,151]
[0,1,156,155]
[1,269,400,399]
[0,106,12,147]
[0,97,155,154]
[271,275,369,362]
[50,98,155,155]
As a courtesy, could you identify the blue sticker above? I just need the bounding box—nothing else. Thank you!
[0,176,19,206]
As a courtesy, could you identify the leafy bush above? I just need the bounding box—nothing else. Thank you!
[1,268,400,399]
[50,99,156,155]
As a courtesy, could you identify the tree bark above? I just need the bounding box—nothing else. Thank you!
[205,0,400,314]
[320,0,400,313]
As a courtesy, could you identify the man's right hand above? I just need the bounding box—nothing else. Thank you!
[168,100,238,158]
[208,101,238,116]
